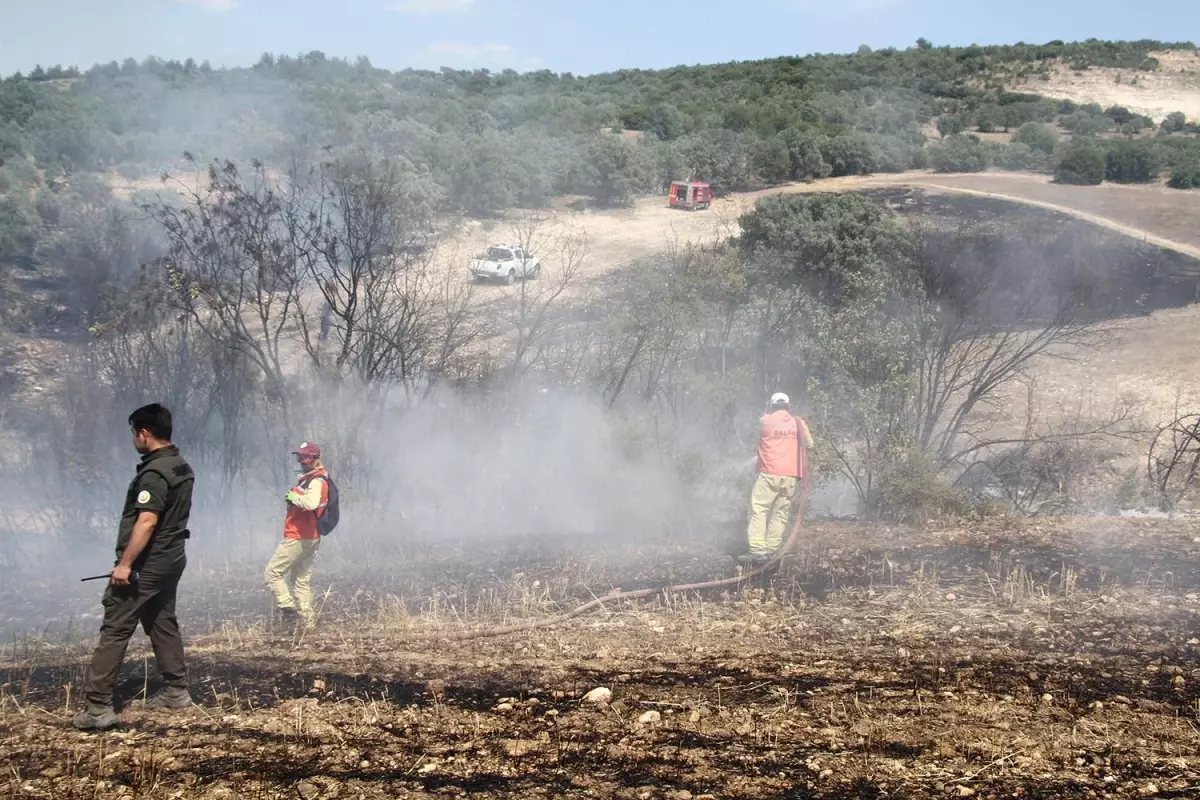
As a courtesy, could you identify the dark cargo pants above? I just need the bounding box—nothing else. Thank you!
[84,562,188,707]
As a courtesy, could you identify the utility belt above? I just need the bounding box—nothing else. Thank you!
[156,526,191,541]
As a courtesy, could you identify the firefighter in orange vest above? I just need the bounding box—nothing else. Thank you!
[264,441,329,624]
[744,392,813,562]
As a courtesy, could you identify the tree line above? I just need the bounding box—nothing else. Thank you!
[4,38,1199,303]
[2,39,1198,202]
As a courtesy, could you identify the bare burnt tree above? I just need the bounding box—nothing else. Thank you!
[599,242,744,411]
[76,260,263,508]
[908,221,1114,470]
[146,157,303,407]
[961,380,1142,514]
[503,213,587,379]
[278,154,481,400]
[1147,410,1200,509]
[23,351,120,541]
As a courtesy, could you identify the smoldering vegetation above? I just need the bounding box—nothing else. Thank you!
[6,43,1200,800]
[2,159,1199,619]
[0,46,1198,646]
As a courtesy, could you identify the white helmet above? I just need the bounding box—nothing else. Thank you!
[770,392,790,406]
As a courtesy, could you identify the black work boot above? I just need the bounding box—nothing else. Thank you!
[144,686,193,710]
[73,703,118,732]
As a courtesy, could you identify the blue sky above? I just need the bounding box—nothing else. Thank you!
[1,0,1197,77]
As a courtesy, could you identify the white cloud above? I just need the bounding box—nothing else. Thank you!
[177,0,239,9]
[388,0,472,12]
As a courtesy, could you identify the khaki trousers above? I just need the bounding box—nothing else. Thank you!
[746,473,798,556]
[264,538,320,617]
[85,562,187,707]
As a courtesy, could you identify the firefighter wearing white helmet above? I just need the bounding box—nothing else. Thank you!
[744,392,813,562]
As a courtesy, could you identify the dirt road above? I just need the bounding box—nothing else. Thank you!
[450,172,1200,438]
[447,171,1200,282]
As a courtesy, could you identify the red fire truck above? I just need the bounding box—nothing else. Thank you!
[668,180,712,211]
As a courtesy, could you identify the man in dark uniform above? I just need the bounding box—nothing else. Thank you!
[74,403,196,731]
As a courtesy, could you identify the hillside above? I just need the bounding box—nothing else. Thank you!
[6,39,1200,340]
[5,38,1200,530]
[3,39,1200,216]
[1008,49,1200,123]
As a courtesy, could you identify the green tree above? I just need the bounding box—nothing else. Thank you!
[937,114,966,137]
[820,133,878,177]
[584,134,644,207]
[645,103,689,141]
[1167,158,1200,189]
[999,104,1031,132]
[648,139,686,191]
[1012,121,1059,155]
[1061,110,1111,136]
[1105,140,1163,183]
[780,129,832,181]
[992,142,1043,171]
[752,135,792,184]
[1162,111,1188,133]
[870,135,922,173]
[929,133,989,172]
[1055,142,1106,185]
[737,193,921,514]
[974,104,1000,133]
[1104,105,1136,125]
[678,129,755,192]
[738,193,914,306]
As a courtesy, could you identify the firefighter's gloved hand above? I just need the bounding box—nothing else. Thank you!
[286,490,301,504]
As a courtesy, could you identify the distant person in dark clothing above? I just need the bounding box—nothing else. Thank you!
[74,404,196,731]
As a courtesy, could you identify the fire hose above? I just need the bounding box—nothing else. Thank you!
[406,470,811,642]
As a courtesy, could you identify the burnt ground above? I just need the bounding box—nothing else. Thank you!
[5,516,1200,799]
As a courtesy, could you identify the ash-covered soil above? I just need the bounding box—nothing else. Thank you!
[5,516,1200,798]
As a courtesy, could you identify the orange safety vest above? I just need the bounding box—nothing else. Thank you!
[284,468,329,541]
[756,410,810,478]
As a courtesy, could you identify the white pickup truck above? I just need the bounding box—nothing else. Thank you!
[469,244,541,284]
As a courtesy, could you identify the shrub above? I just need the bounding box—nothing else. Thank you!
[1060,111,1111,136]
[819,133,879,177]
[1055,143,1106,185]
[929,133,989,172]
[870,135,922,173]
[1168,160,1200,189]
[871,454,971,524]
[1161,111,1188,133]
[1012,121,1059,155]
[992,141,1045,171]
[974,104,1000,133]
[937,114,966,137]
[1105,141,1163,183]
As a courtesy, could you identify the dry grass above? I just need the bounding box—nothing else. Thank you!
[5,517,1200,798]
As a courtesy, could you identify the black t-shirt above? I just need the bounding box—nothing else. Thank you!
[115,445,193,572]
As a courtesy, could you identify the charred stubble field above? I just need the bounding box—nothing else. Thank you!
[4,517,1200,799]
